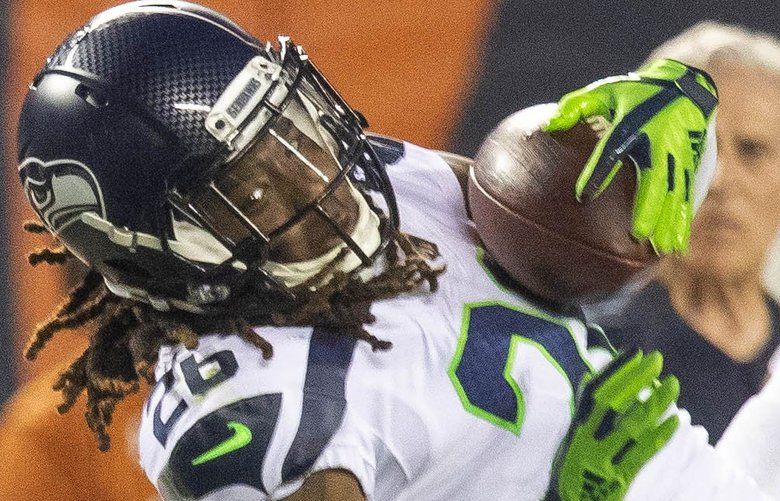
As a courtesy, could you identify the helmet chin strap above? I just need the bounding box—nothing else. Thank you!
[170,181,382,288]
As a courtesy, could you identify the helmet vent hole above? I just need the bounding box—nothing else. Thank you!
[75,83,108,108]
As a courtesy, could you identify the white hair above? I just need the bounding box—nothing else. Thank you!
[647,21,780,77]
[650,21,780,300]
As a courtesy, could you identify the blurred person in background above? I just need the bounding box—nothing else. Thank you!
[599,21,780,443]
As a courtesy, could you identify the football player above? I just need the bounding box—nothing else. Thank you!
[16,2,754,500]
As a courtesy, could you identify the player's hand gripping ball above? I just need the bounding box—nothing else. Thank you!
[544,59,718,254]
[547,351,680,501]
[468,105,658,305]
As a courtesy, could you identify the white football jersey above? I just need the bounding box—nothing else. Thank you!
[139,138,599,500]
[139,138,769,500]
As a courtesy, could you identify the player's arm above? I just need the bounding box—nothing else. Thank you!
[284,470,365,501]
[549,350,774,500]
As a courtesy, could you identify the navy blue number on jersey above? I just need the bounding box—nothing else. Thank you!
[151,350,239,446]
[149,328,358,497]
[448,301,592,434]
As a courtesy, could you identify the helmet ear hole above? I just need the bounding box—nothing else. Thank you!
[75,83,109,108]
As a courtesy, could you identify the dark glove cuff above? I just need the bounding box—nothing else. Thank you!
[675,69,718,118]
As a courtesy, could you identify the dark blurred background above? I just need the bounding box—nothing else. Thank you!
[0,0,10,409]
[450,0,780,157]
[0,1,778,498]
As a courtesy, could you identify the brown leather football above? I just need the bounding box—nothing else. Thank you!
[468,105,658,305]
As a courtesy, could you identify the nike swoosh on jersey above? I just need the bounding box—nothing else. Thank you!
[191,421,253,466]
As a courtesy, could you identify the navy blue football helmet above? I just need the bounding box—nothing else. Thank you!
[17,1,399,315]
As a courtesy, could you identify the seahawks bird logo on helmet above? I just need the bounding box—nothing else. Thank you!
[19,157,106,233]
[16,1,399,314]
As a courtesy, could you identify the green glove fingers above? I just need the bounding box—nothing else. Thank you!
[679,185,694,251]
[669,156,690,253]
[619,414,680,483]
[643,109,697,253]
[550,350,681,501]
[631,137,668,240]
[620,375,680,437]
[620,378,681,480]
[651,182,681,254]
[543,59,718,255]
[676,159,696,253]
[595,350,663,412]
[644,413,680,452]
[573,350,641,425]
[577,84,662,202]
[545,85,614,132]
[643,375,680,424]
[548,82,658,201]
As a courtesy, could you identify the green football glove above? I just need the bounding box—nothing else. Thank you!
[547,350,680,501]
[543,59,718,254]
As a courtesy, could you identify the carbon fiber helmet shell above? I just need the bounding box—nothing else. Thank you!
[18,1,398,315]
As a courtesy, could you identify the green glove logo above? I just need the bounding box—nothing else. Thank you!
[581,470,622,500]
[544,59,718,254]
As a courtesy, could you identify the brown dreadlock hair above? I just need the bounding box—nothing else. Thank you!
[23,219,444,451]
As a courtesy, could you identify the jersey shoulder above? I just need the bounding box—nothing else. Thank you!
[139,327,373,500]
